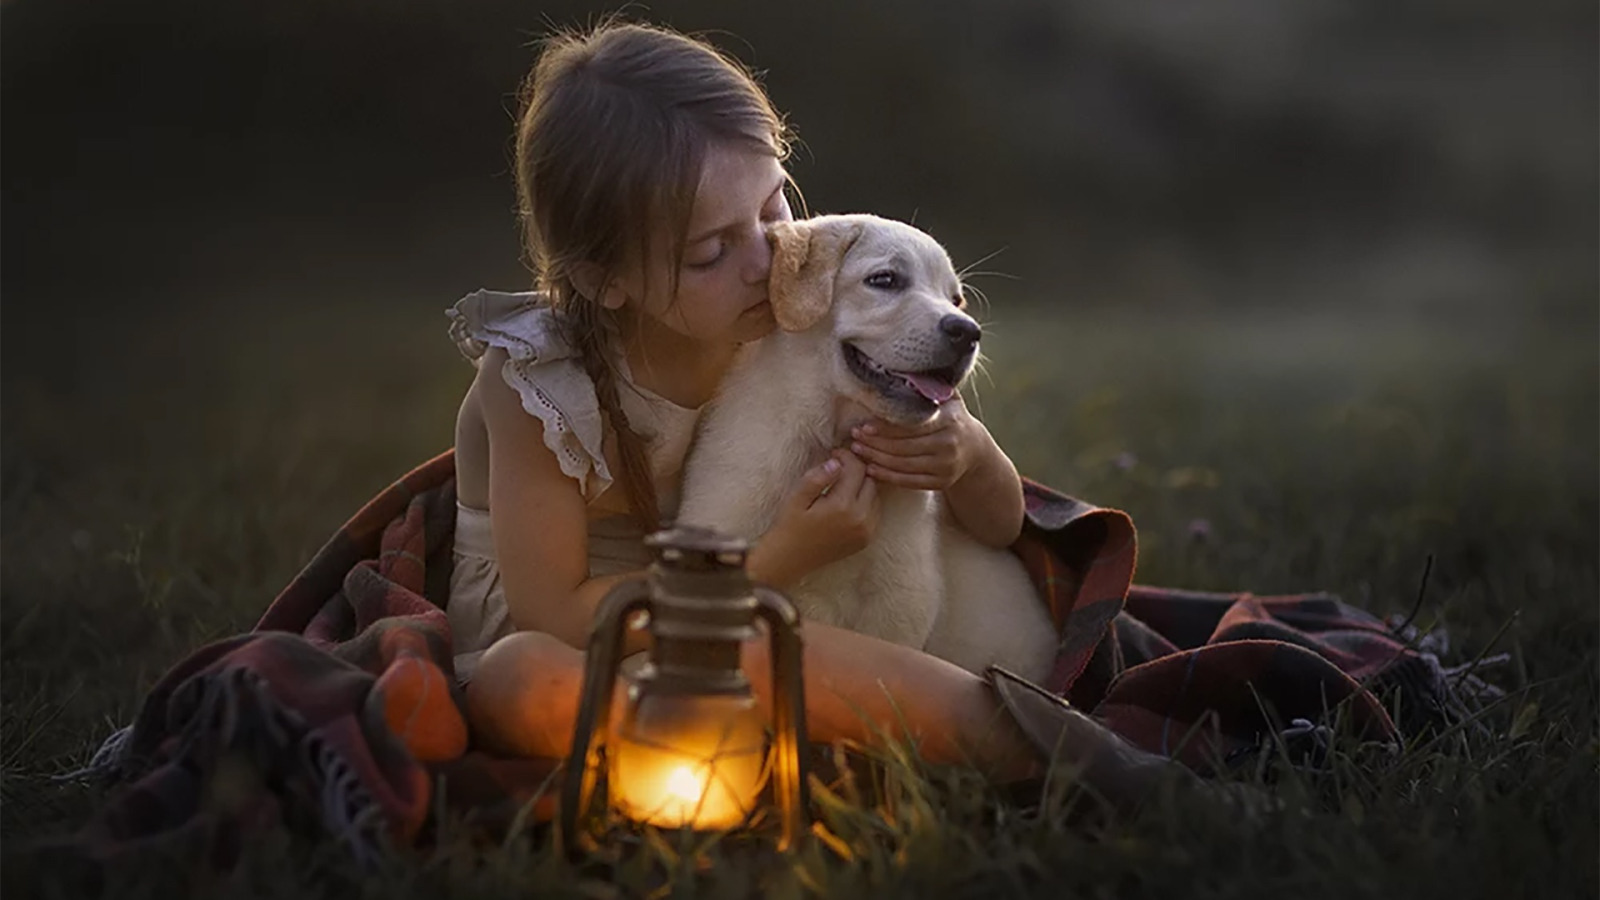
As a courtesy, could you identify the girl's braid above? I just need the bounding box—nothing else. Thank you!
[569,301,662,535]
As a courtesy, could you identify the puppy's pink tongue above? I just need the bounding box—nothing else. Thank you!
[902,373,957,403]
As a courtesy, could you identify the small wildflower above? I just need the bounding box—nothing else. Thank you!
[1187,518,1213,542]
[1113,451,1138,472]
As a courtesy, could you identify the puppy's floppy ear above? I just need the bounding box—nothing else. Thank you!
[767,218,862,332]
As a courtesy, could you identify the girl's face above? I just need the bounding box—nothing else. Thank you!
[613,143,793,347]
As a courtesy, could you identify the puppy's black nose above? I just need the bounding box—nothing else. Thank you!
[939,314,981,350]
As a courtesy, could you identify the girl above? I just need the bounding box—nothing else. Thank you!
[447,20,1187,803]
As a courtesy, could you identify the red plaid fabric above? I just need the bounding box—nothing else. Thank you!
[1012,478,1405,772]
[63,453,1450,866]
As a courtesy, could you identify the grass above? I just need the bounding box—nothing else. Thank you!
[2,291,1596,898]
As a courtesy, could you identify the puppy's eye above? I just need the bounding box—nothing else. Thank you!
[865,271,904,290]
[953,291,967,310]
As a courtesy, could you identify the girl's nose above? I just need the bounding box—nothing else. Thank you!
[744,224,775,283]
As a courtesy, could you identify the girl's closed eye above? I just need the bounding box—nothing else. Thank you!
[686,184,788,271]
[684,239,725,270]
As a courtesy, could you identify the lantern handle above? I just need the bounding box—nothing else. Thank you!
[559,576,653,855]
[753,586,811,851]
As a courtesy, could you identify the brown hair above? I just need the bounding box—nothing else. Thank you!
[514,19,793,532]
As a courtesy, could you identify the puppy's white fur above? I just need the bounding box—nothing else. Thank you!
[677,214,1057,683]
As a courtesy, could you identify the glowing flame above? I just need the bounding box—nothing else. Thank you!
[609,693,769,829]
[665,766,706,804]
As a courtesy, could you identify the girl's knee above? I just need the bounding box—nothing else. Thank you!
[469,631,583,712]
[478,630,579,682]
[464,630,586,758]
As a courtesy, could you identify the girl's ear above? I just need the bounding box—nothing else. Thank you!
[572,263,629,310]
[767,218,862,332]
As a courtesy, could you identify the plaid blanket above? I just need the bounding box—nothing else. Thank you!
[61,450,1471,865]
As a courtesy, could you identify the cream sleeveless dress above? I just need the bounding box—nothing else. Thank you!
[444,290,702,679]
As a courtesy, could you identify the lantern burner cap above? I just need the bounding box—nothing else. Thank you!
[647,525,751,571]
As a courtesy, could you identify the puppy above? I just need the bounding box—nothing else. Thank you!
[676,214,1057,683]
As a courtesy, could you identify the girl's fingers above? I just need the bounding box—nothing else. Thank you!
[795,457,843,508]
[853,416,947,440]
[830,450,868,498]
[852,433,947,458]
[855,469,879,508]
[865,466,943,490]
[851,441,946,475]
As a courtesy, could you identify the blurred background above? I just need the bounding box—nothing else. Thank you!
[3,0,1595,602]
[3,0,1595,331]
[2,0,1597,846]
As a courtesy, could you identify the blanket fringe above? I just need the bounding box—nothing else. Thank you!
[302,731,389,867]
[55,725,137,785]
[66,661,391,865]
[1381,619,1509,739]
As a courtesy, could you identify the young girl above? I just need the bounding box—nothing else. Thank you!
[446,20,1185,801]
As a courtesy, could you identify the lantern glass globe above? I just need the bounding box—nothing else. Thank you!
[608,688,770,830]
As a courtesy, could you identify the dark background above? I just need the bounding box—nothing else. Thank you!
[3,5,1597,870]
[4,0,1595,354]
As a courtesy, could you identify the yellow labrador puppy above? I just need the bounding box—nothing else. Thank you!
[677,214,1057,683]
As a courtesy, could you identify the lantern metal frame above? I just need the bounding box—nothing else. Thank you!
[559,526,811,853]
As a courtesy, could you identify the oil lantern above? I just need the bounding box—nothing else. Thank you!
[559,526,810,851]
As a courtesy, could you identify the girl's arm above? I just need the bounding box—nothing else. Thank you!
[938,416,1025,548]
[478,347,643,651]
[473,347,883,646]
[480,347,884,647]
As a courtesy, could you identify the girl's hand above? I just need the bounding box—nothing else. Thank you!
[851,398,1026,547]
[747,450,880,589]
[848,398,982,492]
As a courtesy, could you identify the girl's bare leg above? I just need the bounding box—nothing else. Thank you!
[463,622,1191,805]
[464,630,593,759]
[463,624,1040,775]
[754,622,1047,781]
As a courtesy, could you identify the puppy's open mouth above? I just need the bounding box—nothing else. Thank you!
[842,342,962,405]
